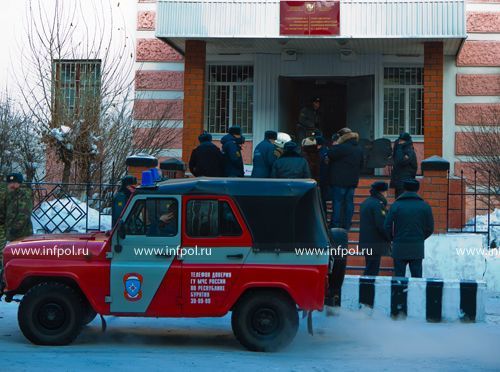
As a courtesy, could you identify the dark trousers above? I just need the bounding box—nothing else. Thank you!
[330,186,355,230]
[326,257,347,306]
[393,258,423,278]
[364,256,382,276]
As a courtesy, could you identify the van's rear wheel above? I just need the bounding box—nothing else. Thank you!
[18,282,84,345]
[231,291,298,351]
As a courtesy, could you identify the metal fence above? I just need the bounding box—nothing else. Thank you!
[1,160,120,234]
[28,180,120,234]
[447,169,500,247]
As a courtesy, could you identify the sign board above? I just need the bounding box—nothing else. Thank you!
[280,1,340,36]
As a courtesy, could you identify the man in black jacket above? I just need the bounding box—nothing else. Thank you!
[384,179,434,278]
[189,131,224,177]
[270,142,311,179]
[360,181,391,276]
[251,130,279,178]
[390,132,418,198]
[221,126,245,177]
[328,128,364,229]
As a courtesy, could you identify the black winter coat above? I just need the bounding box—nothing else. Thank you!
[390,141,417,188]
[251,139,278,178]
[270,151,311,179]
[221,134,244,177]
[189,142,224,177]
[384,192,434,260]
[328,133,364,188]
[359,190,391,256]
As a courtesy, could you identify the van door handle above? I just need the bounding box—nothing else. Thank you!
[226,254,244,259]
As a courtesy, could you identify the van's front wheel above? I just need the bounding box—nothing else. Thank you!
[18,282,84,345]
[231,291,298,351]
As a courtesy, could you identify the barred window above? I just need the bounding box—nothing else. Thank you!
[206,65,254,134]
[52,59,101,120]
[383,67,423,136]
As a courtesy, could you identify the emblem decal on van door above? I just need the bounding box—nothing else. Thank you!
[123,273,143,301]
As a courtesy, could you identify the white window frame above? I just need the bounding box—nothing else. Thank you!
[204,63,254,137]
[382,66,424,141]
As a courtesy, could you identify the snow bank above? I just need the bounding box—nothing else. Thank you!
[424,234,500,291]
[32,198,111,233]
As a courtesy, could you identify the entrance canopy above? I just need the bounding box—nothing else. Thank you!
[156,0,466,55]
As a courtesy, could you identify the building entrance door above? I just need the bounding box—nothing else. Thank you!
[279,76,374,143]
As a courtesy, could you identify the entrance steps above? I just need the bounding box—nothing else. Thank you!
[326,177,395,276]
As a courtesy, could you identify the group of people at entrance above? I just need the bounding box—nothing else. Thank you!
[187,95,434,278]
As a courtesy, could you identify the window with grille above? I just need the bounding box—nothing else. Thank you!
[206,65,254,134]
[52,59,102,121]
[383,67,423,136]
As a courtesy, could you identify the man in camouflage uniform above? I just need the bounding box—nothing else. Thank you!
[5,173,33,244]
[0,175,7,268]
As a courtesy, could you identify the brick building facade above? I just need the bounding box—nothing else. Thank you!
[133,0,499,176]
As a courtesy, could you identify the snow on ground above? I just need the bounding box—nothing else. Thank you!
[1,294,499,372]
[424,233,500,291]
[32,198,111,233]
[464,208,500,247]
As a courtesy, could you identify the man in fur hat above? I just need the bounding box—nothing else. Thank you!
[327,128,364,230]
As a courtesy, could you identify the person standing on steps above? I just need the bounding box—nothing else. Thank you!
[327,128,364,230]
[317,136,331,215]
[384,179,434,278]
[390,132,418,199]
[360,181,391,276]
